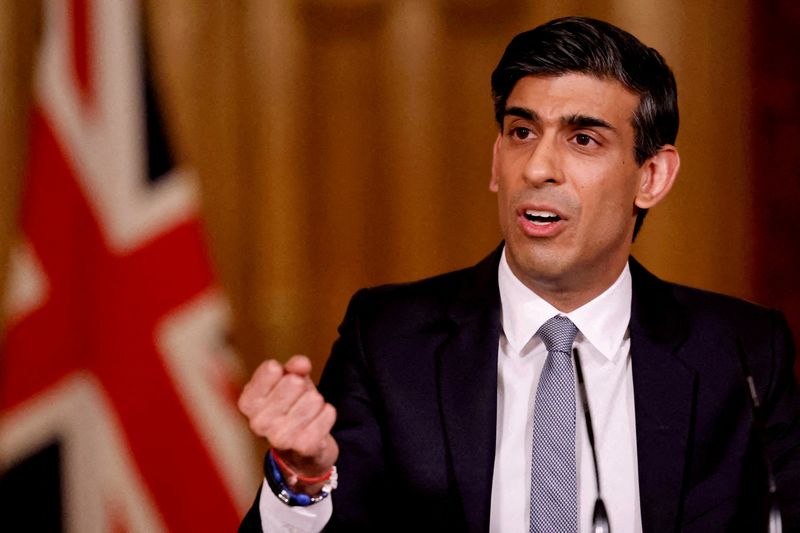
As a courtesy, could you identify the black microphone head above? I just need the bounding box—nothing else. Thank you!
[592,498,611,533]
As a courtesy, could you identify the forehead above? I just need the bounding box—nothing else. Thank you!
[505,74,640,128]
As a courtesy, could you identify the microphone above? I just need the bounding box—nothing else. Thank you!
[735,340,783,533]
[573,348,611,533]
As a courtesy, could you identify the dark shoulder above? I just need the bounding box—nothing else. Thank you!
[343,264,478,327]
[670,281,773,319]
[355,267,469,307]
[632,257,789,347]
[671,281,790,347]
[340,246,502,333]
[632,256,779,320]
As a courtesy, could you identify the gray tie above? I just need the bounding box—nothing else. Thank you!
[530,315,579,533]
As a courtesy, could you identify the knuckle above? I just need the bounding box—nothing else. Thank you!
[306,391,324,409]
[285,374,305,388]
[237,390,254,414]
[236,394,248,414]
[248,417,266,436]
[281,374,306,396]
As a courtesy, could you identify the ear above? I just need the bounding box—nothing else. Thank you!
[635,145,680,209]
[489,133,502,192]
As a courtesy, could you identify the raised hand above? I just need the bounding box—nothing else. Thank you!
[238,355,338,492]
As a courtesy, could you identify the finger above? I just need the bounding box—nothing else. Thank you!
[250,359,286,389]
[238,359,284,417]
[309,403,337,440]
[259,373,310,417]
[284,354,312,377]
[291,403,338,461]
[273,404,339,474]
[283,355,316,394]
[246,370,319,441]
[242,373,307,434]
[271,389,327,441]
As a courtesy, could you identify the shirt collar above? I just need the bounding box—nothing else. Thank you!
[497,247,632,361]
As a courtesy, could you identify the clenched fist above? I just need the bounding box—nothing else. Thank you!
[238,355,338,491]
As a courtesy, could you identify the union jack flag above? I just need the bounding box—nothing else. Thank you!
[0,0,255,530]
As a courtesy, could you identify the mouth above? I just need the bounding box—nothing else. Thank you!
[515,206,567,238]
[522,209,562,225]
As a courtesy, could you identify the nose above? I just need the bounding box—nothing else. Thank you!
[523,133,562,187]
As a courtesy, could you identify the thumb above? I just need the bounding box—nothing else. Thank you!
[284,354,313,377]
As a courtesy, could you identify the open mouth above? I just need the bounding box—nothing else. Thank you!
[523,209,561,225]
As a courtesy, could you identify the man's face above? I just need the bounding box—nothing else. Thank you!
[491,73,648,306]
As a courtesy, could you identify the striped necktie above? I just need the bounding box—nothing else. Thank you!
[530,315,579,532]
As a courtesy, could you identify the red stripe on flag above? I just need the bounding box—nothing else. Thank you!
[1,110,95,408]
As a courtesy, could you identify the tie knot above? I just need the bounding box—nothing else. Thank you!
[537,315,578,354]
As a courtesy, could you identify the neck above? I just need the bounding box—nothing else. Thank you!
[508,260,629,313]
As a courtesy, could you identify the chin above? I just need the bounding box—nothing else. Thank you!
[508,245,571,285]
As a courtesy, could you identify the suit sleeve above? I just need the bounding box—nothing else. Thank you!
[316,289,388,531]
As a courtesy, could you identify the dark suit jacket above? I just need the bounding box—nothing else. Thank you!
[241,247,800,532]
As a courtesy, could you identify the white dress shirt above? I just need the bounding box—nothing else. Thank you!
[492,249,642,532]
[260,250,642,532]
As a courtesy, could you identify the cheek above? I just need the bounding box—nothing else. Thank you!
[493,176,515,208]
[577,177,636,229]
[493,187,510,230]
[594,194,639,243]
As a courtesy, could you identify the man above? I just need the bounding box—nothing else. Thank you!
[238,17,800,532]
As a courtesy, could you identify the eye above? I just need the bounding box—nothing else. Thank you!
[510,127,533,140]
[574,133,596,146]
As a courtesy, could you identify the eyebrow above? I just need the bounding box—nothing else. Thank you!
[502,107,617,133]
[503,106,538,122]
[564,114,616,132]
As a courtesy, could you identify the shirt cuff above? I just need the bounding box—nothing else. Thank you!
[258,478,333,533]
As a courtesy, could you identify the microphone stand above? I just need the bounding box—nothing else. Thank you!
[573,348,611,533]
[735,340,783,533]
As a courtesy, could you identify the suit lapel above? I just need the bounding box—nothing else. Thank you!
[629,258,696,532]
[437,247,503,533]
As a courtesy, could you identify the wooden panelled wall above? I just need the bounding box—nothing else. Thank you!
[3,0,795,382]
[751,2,800,368]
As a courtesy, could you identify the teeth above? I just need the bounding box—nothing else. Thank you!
[523,209,561,226]
[525,210,558,218]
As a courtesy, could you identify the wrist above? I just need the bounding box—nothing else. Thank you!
[271,449,334,486]
[264,449,337,507]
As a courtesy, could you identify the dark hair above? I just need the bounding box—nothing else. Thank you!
[491,16,678,238]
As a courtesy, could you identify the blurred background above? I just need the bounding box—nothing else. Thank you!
[3,0,800,379]
[0,0,798,530]
[0,0,798,496]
